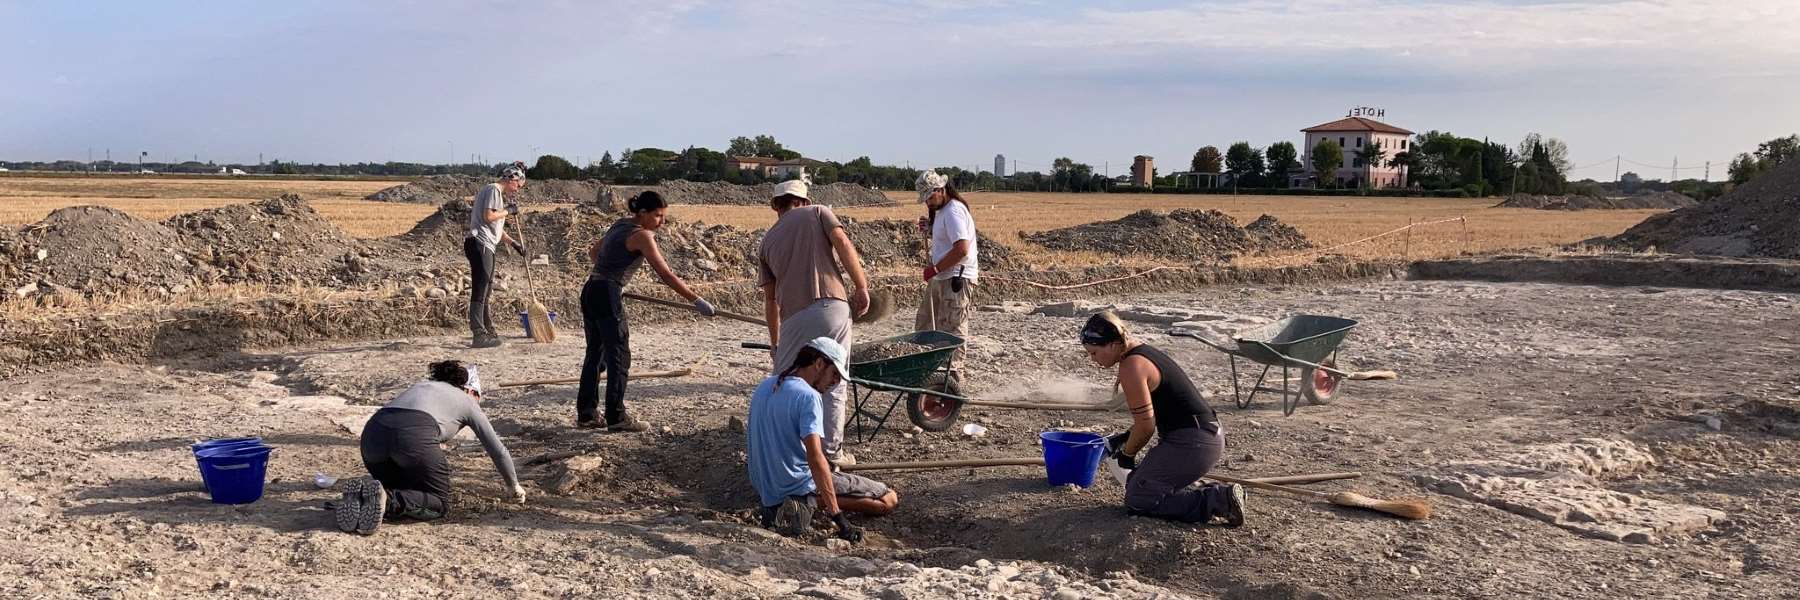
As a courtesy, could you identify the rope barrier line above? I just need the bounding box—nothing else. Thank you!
[1237,215,1468,266]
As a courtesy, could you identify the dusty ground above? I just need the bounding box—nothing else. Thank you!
[1,278,1792,598]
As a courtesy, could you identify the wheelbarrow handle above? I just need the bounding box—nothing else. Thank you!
[741,342,773,350]
[1167,328,1238,354]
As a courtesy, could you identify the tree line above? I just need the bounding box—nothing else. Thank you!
[1178,132,1574,197]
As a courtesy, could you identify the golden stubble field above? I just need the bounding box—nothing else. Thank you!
[0,176,1659,265]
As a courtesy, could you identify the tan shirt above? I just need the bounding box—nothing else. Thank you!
[759,205,848,320]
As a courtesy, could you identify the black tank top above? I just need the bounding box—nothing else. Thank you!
[1124,344,1217,434]
[590,220,644,283]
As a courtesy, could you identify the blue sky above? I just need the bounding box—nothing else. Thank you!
[4,0,1796,181]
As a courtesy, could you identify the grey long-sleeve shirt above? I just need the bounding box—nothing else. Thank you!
[385,380,520,489]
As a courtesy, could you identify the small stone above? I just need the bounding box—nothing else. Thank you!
[1242,453,1255,462]
[824,538,852,551]
[1409,565,1420,576]
[1703,416,1722,431]
[427,288,448,299]
[695,259,720,272]
[530,254,550,266]
[271,231,281,241]
[727,416,745,433]
[1053,590,1081,600]
[1059,483,1082,493]
[34,248,48,261]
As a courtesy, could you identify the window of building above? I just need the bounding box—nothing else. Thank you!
[1356,137,1363,147]
[1401,139,1409,150]
[1339,137,1345,147]
[1353,158,1363,168]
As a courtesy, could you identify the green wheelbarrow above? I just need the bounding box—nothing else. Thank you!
[1169,315,1397,417]
[743,331,967,443]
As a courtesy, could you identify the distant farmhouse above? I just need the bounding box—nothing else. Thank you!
[1300,115,1413,189]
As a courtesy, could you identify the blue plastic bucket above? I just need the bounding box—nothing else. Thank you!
[191,437,263,453]
[195,445,273,504]
[518,310,559,332]
[1040,431,1107,488]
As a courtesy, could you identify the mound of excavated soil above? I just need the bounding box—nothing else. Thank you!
[1496,192,1696,211]
[1610,159,1800,258]
[165,194,369,287]
[370,177,890,210]
[1022,209,1310,262]
[602,180,890,210]
[2,206,200,300]
[842,219,1020,272]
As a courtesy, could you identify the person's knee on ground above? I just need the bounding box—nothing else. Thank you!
[838,488,898,516]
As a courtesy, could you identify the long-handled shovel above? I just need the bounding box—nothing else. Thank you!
[1206,472,1432,520]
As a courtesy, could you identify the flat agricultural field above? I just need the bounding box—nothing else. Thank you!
[0,176,1659,262]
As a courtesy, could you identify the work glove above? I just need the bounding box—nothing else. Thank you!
[505,203,521,216]
[1105,431,1131,456]
[693,298,716,317]
[509,484,528,504]
[509,240,527,256]
[1116,452,1137,471]
[831,512,863,543]
[922,265,938,282]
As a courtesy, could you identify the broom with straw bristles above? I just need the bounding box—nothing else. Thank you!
[1207,473,1432,520]
[512,216,555,343]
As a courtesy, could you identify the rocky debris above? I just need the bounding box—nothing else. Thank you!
[0,205,201,301]
[1022,209,1312,262]
[365,175,606,206]
[548,455,606,495]
[851,341,932,363]
[1496,192,1697,211]
[783,560,1184,600]
[601,179,890,209]
[164,194,367,287]
[843,218,1021,272]
[1414,438,1728,543]
[1608,159,1800,258]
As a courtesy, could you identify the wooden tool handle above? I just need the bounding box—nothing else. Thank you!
[841,458,1044,472]
[623,292,767,327]
[497,368,693,389]
[1205,472,1329,500]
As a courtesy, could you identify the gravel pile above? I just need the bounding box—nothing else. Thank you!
[370,177,890,210]
[165,194,370,287]
[1023,209,1311,262]
[1496,192,1696,210]
[1,205,199,300]
[851,341,933,363]
[366,175,605,205]
[1609,159,1800,257]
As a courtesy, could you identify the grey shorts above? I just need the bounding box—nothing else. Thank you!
[831,472,890,499]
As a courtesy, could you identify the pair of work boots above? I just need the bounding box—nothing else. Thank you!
[471,332,504,349]
[330,478,446,536]
[577,414,648,433]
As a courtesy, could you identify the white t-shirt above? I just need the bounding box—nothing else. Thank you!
[929,201,979,282]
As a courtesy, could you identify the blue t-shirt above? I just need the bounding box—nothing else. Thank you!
[747,375,824,507]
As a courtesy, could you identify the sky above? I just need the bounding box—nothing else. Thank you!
[3,0,1797,181]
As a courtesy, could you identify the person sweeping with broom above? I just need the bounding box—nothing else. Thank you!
[575,191,716,433]
[465,163,529,348]
[1079,311,1248,526]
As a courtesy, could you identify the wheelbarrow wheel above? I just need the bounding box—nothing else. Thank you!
[905,373,963,432]
[1301,360,1342,405]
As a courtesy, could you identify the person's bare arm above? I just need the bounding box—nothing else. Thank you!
[484,208,508,224]
[802,435,842,515]
[826,227,871,316]
[588,239,603,265]
[763,283,781,347]
[932,239,970,274]
[631,231,698,302]
[1118,355,1158,456]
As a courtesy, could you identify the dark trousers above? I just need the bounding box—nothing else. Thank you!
[576,279,631,423]
[463,237,496,338]
[1125,425,1229,523]
[360,407,452,520]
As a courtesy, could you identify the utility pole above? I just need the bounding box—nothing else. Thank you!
[1671,157,1678,182]
[1614,155,1620,184]
[449,141,455,166]
[1704,161,1711,182]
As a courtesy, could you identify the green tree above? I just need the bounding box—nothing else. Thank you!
[752,135,784,157]
[1517,133,1572,174]
[1755,134,1800,167]
[1224,142,1264,190]
[1619,171,1643,194]
[1309,140,1343,188]
[1728,153,1762,184]
[1264,142,1299,188]
[1191,146,1222,173]
[727,137,755,157]
[1353,143,1387,189]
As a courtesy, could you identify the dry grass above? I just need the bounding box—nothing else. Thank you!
[666,191,1660,267]
[3,177,1659,265]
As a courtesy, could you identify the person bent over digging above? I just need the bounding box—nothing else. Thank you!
[747,337,898,541]
[1079,312,1247,526]
[575,191,716,433]
[334,360,524,535]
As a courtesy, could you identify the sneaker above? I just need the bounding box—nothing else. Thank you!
[335,478,387,535]
[829,451,857,467]
[1219,483,1247,528]
[605,414,648,433]
[471,335,503,349]
[758,505,779,529]
[773,495,815,537]
[575,418,605,430]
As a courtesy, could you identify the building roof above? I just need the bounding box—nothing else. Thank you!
[726,156,781,165]
[774,158,826,166]
[1302,117,1413,135]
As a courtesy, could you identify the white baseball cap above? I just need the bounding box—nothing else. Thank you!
[804,337,850,381]
[773,179,809,201]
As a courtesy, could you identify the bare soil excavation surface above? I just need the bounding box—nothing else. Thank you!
[1,280,1795,599]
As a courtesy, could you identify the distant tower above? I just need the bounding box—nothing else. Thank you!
[1132,155,1154,188]
[994,154,1006,177]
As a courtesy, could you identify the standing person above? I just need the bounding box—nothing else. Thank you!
[914,171,979,369]
[465,163,528,348]
[748,337,898,539]
[1078,311,1248,526]
[576,191,716,432]
[759,180,871,462]
[335,360,524,536]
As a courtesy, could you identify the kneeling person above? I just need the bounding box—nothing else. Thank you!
[336,360,524,535]
[747,337,898,540]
